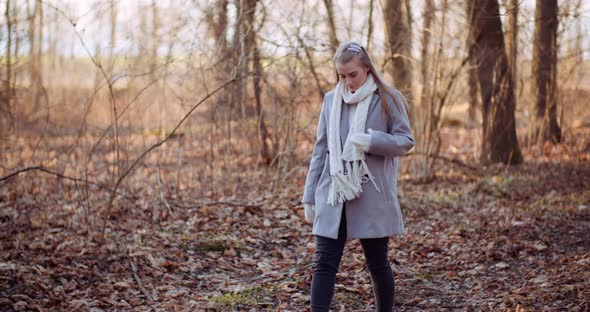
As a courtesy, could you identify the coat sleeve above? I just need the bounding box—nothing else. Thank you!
[367,89,415,157]
[301,93,330,204]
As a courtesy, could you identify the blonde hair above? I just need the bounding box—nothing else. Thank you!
[332,41,405,121]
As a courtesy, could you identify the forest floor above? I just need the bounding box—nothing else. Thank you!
[0,126,589,311]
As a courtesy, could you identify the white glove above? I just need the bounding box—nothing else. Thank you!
[303,203,315,223]
[348,128,374,152]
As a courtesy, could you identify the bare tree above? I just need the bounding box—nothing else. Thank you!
[49,6,59,71]
[365,0,374,51]
[229,0,246,119]
[201,0,230,198]
[530,0,561,143]
[323,0,339,55]
[504,0,518,93]
[108,0,117,77]
[4,0,12,98]
[205,0,230,116]
[1,0,13,137]
[467,0,523,164]
[11,0,18,110]
[150,0,159,80]
[572,12,583,64]
[26,0,38,112]
[464,1,479,124]
[419,0,434,115]
[381,0,413,108]
[207,0,229,50]
[404,0,413,52]
[35,1,43,113]
[410,0,435,176]
[243,0,271,164]
[467,63,479,124]
[138,3,148,65]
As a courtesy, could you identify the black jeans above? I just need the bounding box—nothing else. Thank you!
[310,206,395,311]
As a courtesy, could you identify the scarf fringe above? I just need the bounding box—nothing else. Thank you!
[360,159,380,192]
[328,160,381,206]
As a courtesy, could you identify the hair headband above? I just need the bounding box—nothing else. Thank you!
[346,44,362,53]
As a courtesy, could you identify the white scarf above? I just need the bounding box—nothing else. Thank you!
[327,73,380,205]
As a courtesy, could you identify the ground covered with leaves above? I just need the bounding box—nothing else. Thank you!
[0,127,589,311]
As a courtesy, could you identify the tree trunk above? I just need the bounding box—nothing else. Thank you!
[467,0,523,164]
[404,0,413,50]
[242,0,269,163]
[413,0,435,176]
[381,0,413,109]
[467,61,479,124]
[35,2,43,111]
[151,0,159,80]
[574,16,583,64]
[50,7,59,71]
[211,0,229,50]
[203,0,230,195]
[504,0,518,93]
[108,0,117,77]
[12,0,18,107]
[26,0,38,114]
[27,0,35,82]
[228,1,240,120]
[466,0,479,124]
[253,44,271,165]
[323,0,339,56]
[10,0,18,126]
[365,0,374,51]
[5,0,11,98]
[138,4,147,61]
[530,0,561,143]
[207,0,230,112]
[419,0,434,113]
[2,0,12,135]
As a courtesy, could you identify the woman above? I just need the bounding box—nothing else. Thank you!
[301,41,415,311]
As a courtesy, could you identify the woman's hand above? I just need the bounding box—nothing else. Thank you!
[349,128,374,153]
[304,203,315,223]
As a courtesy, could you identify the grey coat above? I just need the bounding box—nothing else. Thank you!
[301,88,415,239]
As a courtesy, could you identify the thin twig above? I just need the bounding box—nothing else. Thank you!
[0,166,126,195]
[0,165,142,209]
[128,255,154,303]
[169,200,263,209]
[406,152,479,171]
[156,163,173,216]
